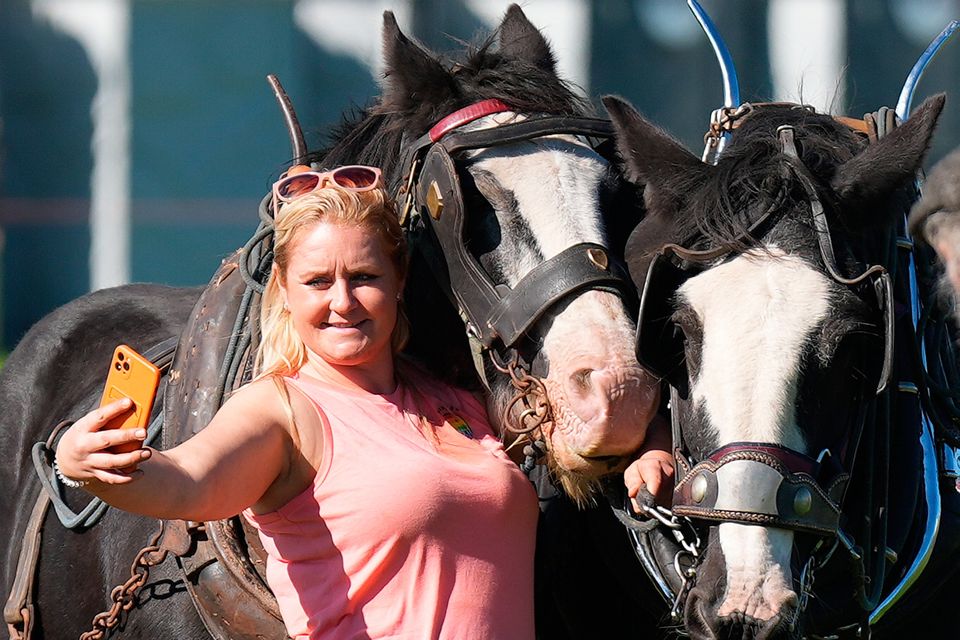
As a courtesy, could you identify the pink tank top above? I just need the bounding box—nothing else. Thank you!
[242,371,538,640]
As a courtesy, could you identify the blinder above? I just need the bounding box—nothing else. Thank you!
[400,105,635,360]
[635,249,703,395]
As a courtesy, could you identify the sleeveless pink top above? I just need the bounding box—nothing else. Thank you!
[242,372,538,640]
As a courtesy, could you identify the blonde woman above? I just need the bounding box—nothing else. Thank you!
[55,165,671,639]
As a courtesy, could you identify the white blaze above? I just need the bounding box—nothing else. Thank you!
[679,247,832,619]
[471,132,635,370]
[717,523,798,620]
[679,248,832,450]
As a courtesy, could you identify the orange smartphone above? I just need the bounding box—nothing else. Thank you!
[99,344,161,454]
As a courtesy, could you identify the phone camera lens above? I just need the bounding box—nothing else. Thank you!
[122,361,130,371]
[117,352,125,361]
[114,362,122,370]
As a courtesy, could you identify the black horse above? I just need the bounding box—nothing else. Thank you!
[605,93,960,639]
[2,6,664,639]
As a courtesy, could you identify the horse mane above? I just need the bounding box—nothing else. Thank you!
[313,35,592,188]
[666,105,867,253]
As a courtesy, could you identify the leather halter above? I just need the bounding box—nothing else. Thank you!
[635,117,895,534]
[397,102,634,361]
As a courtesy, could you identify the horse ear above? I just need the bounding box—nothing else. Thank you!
[831,93,946,224]
[602,95,706,210]
[603,95,708,285]
[381,11,455,112]
[498,4,556,74]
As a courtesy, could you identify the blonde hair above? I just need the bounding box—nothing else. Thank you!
[255,185,409,380]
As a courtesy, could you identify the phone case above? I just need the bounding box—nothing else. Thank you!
[98,344,161,454]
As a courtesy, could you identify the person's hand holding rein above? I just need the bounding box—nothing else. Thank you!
[623,412,674,511]
[55,397,151,486]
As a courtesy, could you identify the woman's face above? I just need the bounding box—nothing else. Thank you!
[279,221,402,372]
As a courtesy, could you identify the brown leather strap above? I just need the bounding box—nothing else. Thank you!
[834,115,871,134]
[704,102,871,144]
[4,492,51,640]
[672,447,845,535]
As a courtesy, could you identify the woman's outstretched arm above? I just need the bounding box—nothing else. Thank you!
[55,378,293,521]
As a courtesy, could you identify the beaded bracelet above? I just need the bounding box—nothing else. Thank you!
[53,458,88,488]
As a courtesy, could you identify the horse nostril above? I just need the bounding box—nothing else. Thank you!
[571,368,592,391]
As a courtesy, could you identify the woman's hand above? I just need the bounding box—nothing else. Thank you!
[623,412,674,511]
[624,449,674,511]
[55,398,152,486]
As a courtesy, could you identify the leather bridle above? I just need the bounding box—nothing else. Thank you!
[618,112,905,628]
[641,124,895,536]
[396,100,636,374]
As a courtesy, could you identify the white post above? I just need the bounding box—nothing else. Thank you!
[32,0,131,291]
[294,0,414,80]
[768,0,847,113]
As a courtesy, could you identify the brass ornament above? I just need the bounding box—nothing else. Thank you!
[427,181,444,220]
[691,473,708,503]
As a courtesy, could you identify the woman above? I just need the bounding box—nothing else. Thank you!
[55,165,672,639]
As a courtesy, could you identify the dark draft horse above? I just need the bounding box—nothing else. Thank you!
[606,91,960,639]
[1,6,665,639]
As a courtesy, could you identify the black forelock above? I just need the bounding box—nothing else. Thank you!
[659,105,868,254]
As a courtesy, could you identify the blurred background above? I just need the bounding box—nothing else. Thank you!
[1,0,959,352]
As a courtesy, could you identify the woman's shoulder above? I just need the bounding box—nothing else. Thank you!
[221,376,293,422]
[229,375,286,400]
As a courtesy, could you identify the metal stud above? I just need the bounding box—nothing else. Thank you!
[427,181,444,220]
[793,486,813,516]
[586,247,608,270]
[691,473,708,503]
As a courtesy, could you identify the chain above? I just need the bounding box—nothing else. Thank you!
[636,502,702,622]
[79,522,169,640]
[703,103,754,147]
[489,349,552,435]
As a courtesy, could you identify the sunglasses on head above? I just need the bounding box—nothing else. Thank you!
[271,165,382,212]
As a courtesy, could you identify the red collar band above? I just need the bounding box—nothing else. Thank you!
[428,99,513,142]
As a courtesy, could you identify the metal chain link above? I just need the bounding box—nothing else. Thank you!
[79,522,168,640]
[489,349,552,435]
[636,503,703,622]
